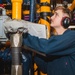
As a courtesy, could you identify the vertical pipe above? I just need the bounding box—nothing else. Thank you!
[29,0,35,22]
[11,0,23,20]
[11,0,23,75]
[38,0,51,74]
[10,33,22,75]
[40,0,51,38]
[34,0,51,75]
[29,0,36,75]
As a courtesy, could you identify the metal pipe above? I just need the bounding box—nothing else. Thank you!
[10,33,22,75]
[34,0,51,75]
[39,0,51,38]
[11,0,23,20]
[29,0,35,22]
[11,0,23,75]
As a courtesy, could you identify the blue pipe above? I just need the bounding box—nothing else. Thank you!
[29,0,36,22]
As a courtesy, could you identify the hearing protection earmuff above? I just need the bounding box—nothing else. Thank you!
[61,17,71,28]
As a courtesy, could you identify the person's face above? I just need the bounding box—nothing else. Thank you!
[50,9,64,28]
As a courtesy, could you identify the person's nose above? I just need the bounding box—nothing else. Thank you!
[51,15,54,20]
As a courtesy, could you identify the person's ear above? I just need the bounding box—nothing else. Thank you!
[61,17,71,28]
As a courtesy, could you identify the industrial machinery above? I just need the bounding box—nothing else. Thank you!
[0,7,9,43]
[0,0,75,75]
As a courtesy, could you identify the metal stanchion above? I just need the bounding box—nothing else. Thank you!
[10,32,22,75]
